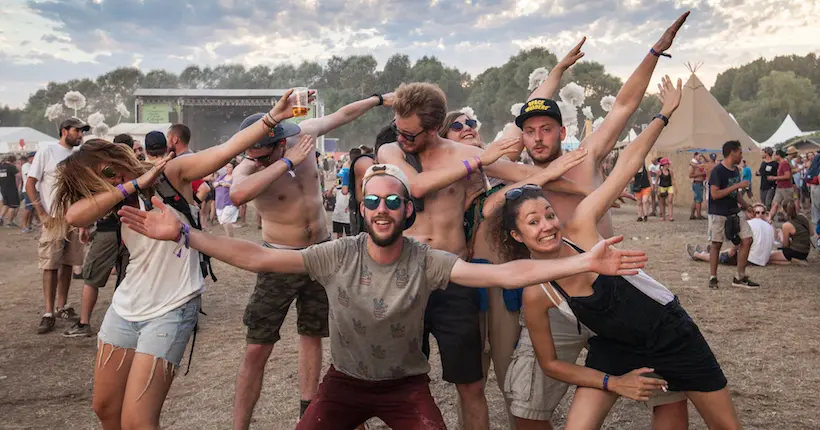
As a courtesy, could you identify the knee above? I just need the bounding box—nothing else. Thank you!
[456,380,486,401]
[91,397,119,422]
[299,335,322,349]
[243,344,273,369]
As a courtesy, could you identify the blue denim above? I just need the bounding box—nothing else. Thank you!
[471,259,524,312]
[98,295,201,367]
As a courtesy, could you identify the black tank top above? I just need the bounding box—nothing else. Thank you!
[659,171,672,187]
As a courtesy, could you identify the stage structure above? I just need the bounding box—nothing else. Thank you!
[133,89,325,151]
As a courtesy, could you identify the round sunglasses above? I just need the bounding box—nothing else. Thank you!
[363,194,405,211]
[101,165,117,179]
[450,119,478,131]
[504,184,542,201]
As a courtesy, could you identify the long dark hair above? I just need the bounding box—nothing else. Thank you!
[490,188,547,262]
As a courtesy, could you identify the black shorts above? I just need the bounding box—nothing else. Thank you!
[782,247,809,261]
[422,282,483,384]
[1,188,20,208]
[332,221,350,235]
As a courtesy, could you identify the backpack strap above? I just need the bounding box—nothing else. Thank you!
[349,154,376,235]
[403,152,425,212]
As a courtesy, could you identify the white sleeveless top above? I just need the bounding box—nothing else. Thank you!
[112,195,205,322]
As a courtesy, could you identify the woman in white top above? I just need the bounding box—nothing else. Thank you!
[48,89,311,429]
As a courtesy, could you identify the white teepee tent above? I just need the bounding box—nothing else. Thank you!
[759,114,809,148]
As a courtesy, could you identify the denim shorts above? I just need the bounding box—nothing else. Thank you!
[98,295,201,367]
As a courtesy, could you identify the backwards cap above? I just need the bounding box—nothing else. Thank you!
[361,164,416,229]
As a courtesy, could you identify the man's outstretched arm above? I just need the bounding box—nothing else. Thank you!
[582,12,689,162]
[300,93,393,138]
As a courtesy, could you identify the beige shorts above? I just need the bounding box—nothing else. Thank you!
[38,228,85,270]
[773,187,793,205]
[708,213,752,243]
[505,309,685,421]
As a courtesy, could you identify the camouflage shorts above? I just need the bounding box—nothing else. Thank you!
[243,271,330,344]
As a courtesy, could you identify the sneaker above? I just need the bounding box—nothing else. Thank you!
[708,277,719,289]
[37,315,56,334]
[63,322,92,338]
[21,227,33,233]
[686,244,697,261]
[56,307,79,321]
[732,276,760,289]
[72,272,84,280]
[637,217,644,222]
[643,216,648,222]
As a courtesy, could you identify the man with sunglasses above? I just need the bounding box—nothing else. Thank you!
[117,162,647,430]
[228,91,396,429]
[687,203,776,266]
[378,82,590,429]
[27,117,90,334]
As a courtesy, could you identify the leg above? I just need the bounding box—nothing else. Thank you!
[735,237,752,278]
[377,375,446,430]
[299,336,323,402]
[119,353,176,430]
[667,194,674,220]
[93,342,135,429]
[223,222,234,237]
[652,401,689,430]
[515,418,553,430]
[456,381,489,430]
[768,250,791,265]
[42,269,58,314]
[56,264,73,310]
[564,387,619,430]
[709,242,722,277]
[487,288,521,428]
[686,389,741,430]
[659,197,666,220]
[234,344,275,430]
[80,284,99,325]
[295,275,330,407]
[296,368,371,430]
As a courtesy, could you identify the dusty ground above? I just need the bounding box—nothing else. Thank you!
[1,205,819,429]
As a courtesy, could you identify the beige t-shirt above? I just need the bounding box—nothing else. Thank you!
[301,233,459,381]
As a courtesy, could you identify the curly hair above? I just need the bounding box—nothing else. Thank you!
[489,188,547,262]
[48,139,153,240]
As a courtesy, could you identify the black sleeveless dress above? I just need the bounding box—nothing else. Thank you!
[550,240,727,393]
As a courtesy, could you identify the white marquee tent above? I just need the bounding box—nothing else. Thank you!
[0,127,58,153]
[759,114,812,148]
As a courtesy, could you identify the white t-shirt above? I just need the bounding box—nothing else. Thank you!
[21,162,31,191]
[747,218,775,266]
[332,187,351,224]
[648,164,660,185]
[28,144,74,213]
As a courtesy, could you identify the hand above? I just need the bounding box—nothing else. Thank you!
[657,75,682,117]
[284,134,315,166]
[79,227,90,245]
[136,151,175,190]
[479,137,523,166]
[117,196,183,241]
[609,368,669,402]
[737,180,751,189]
[381,92,396,107]
[556,37,586,70]
[585,235,648,276]
[610,192,636,209]
[270,88,318,122]
[652,11,689,53]
[541,148,588,182]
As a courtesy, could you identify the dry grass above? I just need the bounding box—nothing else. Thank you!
[1,207,818,429]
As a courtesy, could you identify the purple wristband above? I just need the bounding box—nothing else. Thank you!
[116,184,129,199]
[182,224,190,249]
[463,159,473,177]
[650,48,671,58]
[603,374,610,392]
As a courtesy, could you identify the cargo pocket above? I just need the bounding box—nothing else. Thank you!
[504,344,537,402]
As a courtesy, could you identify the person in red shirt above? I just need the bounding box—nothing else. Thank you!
[767,149,794,221]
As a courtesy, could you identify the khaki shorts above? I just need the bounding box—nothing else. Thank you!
[82,231,129,288]
[708,213,752,243]
[505,309,685,421]
[37,228,84,270]
[773,187,793,205]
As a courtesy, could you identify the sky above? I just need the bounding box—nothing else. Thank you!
[0,0,818,108]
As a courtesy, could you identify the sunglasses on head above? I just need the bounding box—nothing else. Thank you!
[391,123,425,143]
[363,194,405,211]
[505,184,542,201]
[450,119,478,131]
[101,165,117,179]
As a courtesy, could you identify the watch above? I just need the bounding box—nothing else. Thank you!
[654,113,669,126]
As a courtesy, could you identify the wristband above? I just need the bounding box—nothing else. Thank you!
[473,156,482,169]
[603,374,610,392]
[173,224,191,258]
[116,184,129,199]
[281,157,296,178]
[650,48,671,58]
[371,93,384,106]
[131,179,141,193]
[463,159,473,178]
[654,113,670,126]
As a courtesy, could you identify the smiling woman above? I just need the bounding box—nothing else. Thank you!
[439,111,482,148]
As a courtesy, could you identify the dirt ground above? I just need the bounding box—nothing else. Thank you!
[1,205,819,430]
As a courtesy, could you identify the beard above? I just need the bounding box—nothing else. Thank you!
[526,142,561,164]
[365,216,405,247]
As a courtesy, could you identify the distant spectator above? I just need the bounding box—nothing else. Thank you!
[740,159,753,199]
[756,147,778,209]
[768,149,794,221]
[689,153,707,219]
[779,200,811,263]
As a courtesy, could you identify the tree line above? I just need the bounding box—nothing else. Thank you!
[1,50,817,151]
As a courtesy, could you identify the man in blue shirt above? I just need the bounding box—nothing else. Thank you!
[740,159,753,199]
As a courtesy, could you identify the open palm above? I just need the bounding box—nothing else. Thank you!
[587,235,648,276]
[117,196,182,241]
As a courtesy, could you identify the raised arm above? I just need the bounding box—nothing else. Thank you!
[299,93,392,138]
[482,153,591,197]
[527,37,586,101]
[569,76,682,233]
[581,12,688,162]
[523,287,666,401]
[118,196,307,274]
[230,134,315,206]
[169,88,309,183]
[450,235,646,288]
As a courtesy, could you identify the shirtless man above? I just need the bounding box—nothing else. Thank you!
[497,12,692,429]
[378,83,587,430]
[229,92,395,429]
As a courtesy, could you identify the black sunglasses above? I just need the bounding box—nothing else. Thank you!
[101,165,117,179]
[245,151,275,164]
[391,124,425,143]
[450,119,478,131]
[363,194,405,211]
[505,184,542,201]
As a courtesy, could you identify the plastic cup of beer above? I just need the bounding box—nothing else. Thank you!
[292,87,309,117]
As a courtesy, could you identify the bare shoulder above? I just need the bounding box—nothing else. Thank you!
[523,284,554,310]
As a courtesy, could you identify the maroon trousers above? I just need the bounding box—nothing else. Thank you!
[296,366,445,430]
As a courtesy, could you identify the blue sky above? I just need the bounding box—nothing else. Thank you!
[0,0,817,108]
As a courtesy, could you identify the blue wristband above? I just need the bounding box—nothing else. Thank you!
[603,374,610,392]
[281,157,294,171]
[131,179,141,193]
[650,48,671,58]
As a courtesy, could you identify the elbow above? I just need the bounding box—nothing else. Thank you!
[229,189,248,207]
[64,208,87,228]
[409,182,428,199]
[540,358,562,378]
